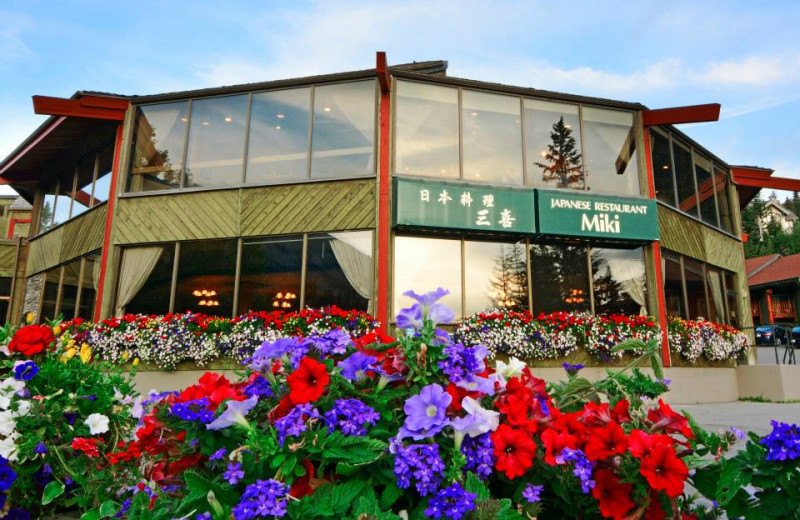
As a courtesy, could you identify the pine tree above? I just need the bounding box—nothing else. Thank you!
[489,243,528,310]
[535,116,584,189]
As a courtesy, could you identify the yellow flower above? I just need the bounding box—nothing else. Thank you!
[121,351,130,362]
[53,325,61,336]
[132,358,140,367]
[61,348,77,363]
[79,344,92,364]
[25,313,34,324]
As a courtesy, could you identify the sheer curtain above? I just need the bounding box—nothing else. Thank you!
[607,254,648,315]
[329,233,372,312]
[115,247,163,316]
[707,271,726,323]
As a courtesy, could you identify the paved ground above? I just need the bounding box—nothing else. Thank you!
[676,401,800,436]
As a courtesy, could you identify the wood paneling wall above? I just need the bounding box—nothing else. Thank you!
[0,242,18,277]
[26,205,107,275]
[658,205,744,273]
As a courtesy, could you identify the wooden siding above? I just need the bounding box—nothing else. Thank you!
[26,205,107,275]
[658,205,744,273]
[0,241,18,277]
[115,180,376,245]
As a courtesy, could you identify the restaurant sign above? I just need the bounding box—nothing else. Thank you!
[394,178,536,234]
[536,190,659,241]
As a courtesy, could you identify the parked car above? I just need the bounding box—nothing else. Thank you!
[755,324,790,345]
[792,325,800,347]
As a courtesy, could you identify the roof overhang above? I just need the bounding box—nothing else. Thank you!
[731,166,800,208]
[641,103,721,126]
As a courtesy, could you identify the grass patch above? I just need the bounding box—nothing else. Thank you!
[739,396,772,403]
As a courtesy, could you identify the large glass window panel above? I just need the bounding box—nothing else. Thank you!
[464,241,528,315]
[462,90,523,185]
[694,153,719,227]
[582,107,639,195]
[174,240,238,315]
[724,272,738,325]
[92,143,115,205]
[247,88,311,185]
[305,232,373,311]
[128,102,188,192]
[673,140,698,217]
[121,245,175,316]
[705,267,726,323]
[395,81,459,179]
[59,259,81,319]
[311,81,375,179]
[529,243,590,315]
[663,253,685,318]
[77,254,100,319]
[714,166,735,234]
[394,236,461,319]
[591,247,647,315]
[650,129,676,205]
[72,158,94,218]
[185,95,248,189]
[40,193,56,233]
[52,180,73,228]
[684,258,708,319]
[239,236,303,312]
[525,99,583,189]
[40,268,60,321]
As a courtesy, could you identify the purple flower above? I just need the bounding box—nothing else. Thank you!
[310,329,353,356]
[249,338,298,372]
[339,352,378,381]
[323,399,380,436]
[207,396,259,431]
[730,427,746,440]
[0,457,17,491]
[425,482,477,520]
[461,433,495,479]
[427,303,455,326]
[403,288,449,306]
[522,483,544,503]
[231,479,289,519]
[454,375,496,396]
[274,403,320,446]
[556,448,595,494]
[562,363,585,376]
[34,442,47,455]
[396,304,424,330]
[243,376,273,398]
[399,384,451,440]
[760,420,800,461]
[13,361,38,381]
[393,443,445,496]
[114,499,132,519]
[451,396,500,442]
[170,398,214,423]
[224,462,245,485]
[439,343,488,383]
[209,447,228,461]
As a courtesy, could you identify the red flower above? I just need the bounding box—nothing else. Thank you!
[178,372,245,411]
[647,399,694,439]
[290,459,316,498]
[541,428,578,465]
[492,424,537,479]
[287,357,330,405]
[610,400,631,424]
[585,422,628,462]
[592,469,634,520]
[581,402,611,428]
[639,443,688,498]
[628,429,673,459]
[445,383,481,413]
[71,437,102,458]
[9,325,55,356]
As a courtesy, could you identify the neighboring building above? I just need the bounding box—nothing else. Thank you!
[758,194,798,236]
[747,253,800,325]
[1,53,799,365]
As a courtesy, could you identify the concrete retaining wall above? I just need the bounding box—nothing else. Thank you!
[737,365,800,402]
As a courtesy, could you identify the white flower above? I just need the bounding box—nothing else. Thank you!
[495,357,526,380]
[85,413,110,435]
[0,377,24,397]
[0,395,10,411]
[459,396,500,438]
[0,436,17,461]
[0,410,16,437]
[13,400,30,417]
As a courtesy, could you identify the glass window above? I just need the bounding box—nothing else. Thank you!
[464,240,528,315]
[128,102,188,192]
[663,252,685,318]
[683,258,708,319]
[305,232,372,311]
[525,100,583,189]
[120,245,175,315]
[672,140,698,217]
[185,95,248,189]
[694,153,719,227]
[40,193,56,233]
[591,247,647,315]
[72,158,94,218]
[78,254,100,319]
[239,236,303,312]
[714,166,735,234]
[582,107,639,195]
[529,243,590,315]
[52,179,73,228]
[247,88,311,185]
[59,259,81,319]
[706,267,726,323]
[40,267,60,321]
[174,240,238,315]
[724,272,738,326]
[394,236,462,319]
[395,81,459,179]
[92,143,115,205]
[311,81,375,179]
[650,129,676,205]
[462,90,523,185]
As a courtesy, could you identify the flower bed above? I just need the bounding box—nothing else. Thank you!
[455,309,748,363]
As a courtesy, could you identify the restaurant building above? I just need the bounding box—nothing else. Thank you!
[2,53,799,366]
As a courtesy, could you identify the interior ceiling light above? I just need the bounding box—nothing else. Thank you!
[224,117,233,123]
[277,113,285,119]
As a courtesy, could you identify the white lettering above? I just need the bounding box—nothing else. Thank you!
[580,213,621,234]
[420,189,430,202]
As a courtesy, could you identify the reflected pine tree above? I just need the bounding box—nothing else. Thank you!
[591,251,639,315]
[529,244,589,314]
[535,116,584,189]
[489,243,528,310]
[39,201,53,232]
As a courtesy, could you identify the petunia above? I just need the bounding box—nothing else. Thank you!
[339,352,378,381]
[455,375,496,396]
[0,412,15,437]
[207,396,259,431]
[492,424,536,479]
[592,469,634,520]
[396,304,424,330]
[584,422,628,462]
[403,288,450,306]
[287,357,330,405]
[85,413,110,435]
[0,436,18,461]
[399,384,451,440]
[451,396,500,442]
[639,443,688,498]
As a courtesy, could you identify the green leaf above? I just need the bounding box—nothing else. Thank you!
[379,482,403,510]
[611,338,646,352]
[270,453,287,469]
[80,511,101,520]
[98,501,117,518]
[42,480,65,505]
[465,472,490,501]
[717,462,752,506]
[649,351,664,381]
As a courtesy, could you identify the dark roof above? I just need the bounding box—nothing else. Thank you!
[8,196,32,211]
[748,253,800,286]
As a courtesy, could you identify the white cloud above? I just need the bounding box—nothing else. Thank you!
[693,54,800,87]
[0,12,33,64]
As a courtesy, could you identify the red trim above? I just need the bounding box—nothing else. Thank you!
[642,103,721,127]
[0,117,66,175]
[94,123,125,320]
[7,217,31,238]
[642,129,671,367]
[33,95,127,121]
[376,52,391,333]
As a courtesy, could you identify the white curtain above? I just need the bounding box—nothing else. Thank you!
[707,271,725,322]
[115,247,163,316]
[329,234,372,312]
[92,256,102,291]
[606,255,648,316]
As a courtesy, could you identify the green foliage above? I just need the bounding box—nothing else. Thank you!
[743,194,800,258]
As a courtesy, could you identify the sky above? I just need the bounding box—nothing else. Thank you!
[1,0,799,199]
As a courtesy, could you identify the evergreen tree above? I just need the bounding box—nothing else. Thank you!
[535,117,584,189]
[489,243,528,310]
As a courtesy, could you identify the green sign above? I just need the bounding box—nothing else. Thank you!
[536,190,659,241]
[394,178,536,234]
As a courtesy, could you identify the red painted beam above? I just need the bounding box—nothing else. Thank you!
[376,52,392,333]
[79,96,130,111]
[735,176,800,191]
[642,103,721,127]
[33,95,127,121]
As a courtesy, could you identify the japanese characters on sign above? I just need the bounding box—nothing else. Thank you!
[394,178,535,233]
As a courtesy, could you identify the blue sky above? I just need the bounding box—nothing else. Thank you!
[1,0,799,198]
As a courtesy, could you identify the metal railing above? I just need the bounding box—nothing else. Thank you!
[743,324,798,365]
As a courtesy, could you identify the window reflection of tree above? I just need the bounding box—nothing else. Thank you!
[489,243,528,310]
[530,243,589,314]
[535,116,584,189]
